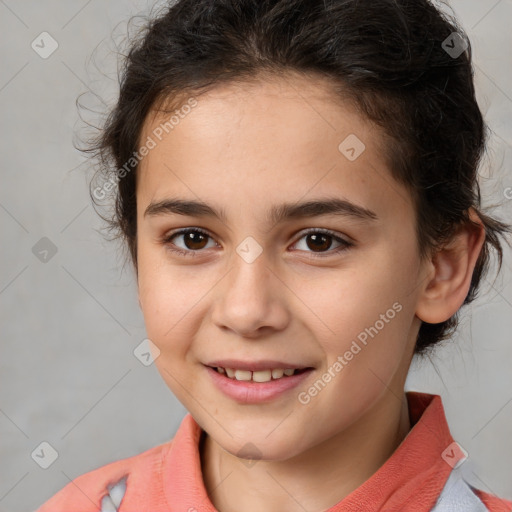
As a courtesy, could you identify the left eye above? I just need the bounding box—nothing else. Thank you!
[162,228,353,258]
[291,229,353,257]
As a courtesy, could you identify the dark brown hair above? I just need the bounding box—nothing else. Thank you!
[86,0,510,354]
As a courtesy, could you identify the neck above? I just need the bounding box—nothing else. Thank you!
[200,390,411,512]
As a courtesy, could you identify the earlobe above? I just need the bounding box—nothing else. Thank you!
[415,209,485,324]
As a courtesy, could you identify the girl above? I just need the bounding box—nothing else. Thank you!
[38,0,512,510]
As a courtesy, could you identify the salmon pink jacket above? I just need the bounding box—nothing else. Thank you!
[37,393,512,511]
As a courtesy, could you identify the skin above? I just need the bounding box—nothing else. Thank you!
[135,72,485,511]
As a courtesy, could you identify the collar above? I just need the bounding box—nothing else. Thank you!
[163,392,460,511]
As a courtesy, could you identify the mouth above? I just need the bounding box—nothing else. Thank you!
[204,361,315,403]
[208,366,311,383]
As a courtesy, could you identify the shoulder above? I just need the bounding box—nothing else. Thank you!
[36,439,172,512]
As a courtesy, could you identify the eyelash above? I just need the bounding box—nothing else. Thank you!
[161,227,354,259]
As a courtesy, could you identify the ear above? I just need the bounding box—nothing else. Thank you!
[415,209,486,324]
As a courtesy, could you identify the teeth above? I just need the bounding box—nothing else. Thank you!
[252,370,272,382]
[216,367,300,381]
[271,369,284,379]
[235,370,252,381]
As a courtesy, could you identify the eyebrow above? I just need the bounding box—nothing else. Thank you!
[143,197,378,225]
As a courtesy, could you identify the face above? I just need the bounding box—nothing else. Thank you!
[135,73,427,461]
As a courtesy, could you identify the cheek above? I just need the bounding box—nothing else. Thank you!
[290,252,417,436]
[137,253,204,401]
[296,245,418,374]
[137,248,198,356]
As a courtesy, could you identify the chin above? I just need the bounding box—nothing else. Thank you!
[213,429,306,463]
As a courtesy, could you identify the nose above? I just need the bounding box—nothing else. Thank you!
[211,247,290,338]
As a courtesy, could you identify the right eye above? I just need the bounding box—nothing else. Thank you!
[161,227,218,257]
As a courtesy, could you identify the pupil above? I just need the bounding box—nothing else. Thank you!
[307,233,331,252]
[186,232,207,250]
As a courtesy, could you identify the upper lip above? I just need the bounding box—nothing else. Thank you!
[205,360,312,371]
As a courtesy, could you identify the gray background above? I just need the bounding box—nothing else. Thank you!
[0,1,511,510]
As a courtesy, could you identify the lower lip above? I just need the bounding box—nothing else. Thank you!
[205,366,314,404]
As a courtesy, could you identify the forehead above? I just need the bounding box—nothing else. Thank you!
[136,73,412,224]
[137,72,373,168]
